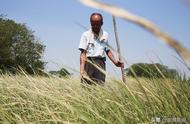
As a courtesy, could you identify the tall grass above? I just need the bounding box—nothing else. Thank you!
[0,74,189,123]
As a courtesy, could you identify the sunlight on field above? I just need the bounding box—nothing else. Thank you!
[0,74,189,123]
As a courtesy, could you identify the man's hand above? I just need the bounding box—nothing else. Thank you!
[114,60,124,68]
[80,70,85,77]
[80,50,86,77]
[106,50,124,68]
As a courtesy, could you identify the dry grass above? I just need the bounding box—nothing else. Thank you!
[0,74,189,123]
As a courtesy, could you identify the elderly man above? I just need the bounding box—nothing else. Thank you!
[79,13,124,84]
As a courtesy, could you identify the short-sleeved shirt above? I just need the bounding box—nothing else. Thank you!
[78,29,110,58]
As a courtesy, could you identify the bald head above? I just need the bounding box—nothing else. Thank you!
[90,13,103,23]
[90,13,103,34]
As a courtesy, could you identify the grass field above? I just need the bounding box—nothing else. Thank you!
[0,74,189,123]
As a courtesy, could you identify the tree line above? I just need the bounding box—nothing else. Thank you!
[0,15,45,74]
[0,15,71,76]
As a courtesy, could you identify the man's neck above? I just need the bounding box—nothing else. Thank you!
[91,31,98,39]
[93,31,99,35]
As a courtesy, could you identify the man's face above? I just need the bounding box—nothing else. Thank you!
[90,15,102,34]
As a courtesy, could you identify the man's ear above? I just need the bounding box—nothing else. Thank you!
[101,21,103,25]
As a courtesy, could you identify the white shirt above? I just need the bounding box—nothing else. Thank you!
[78,29,110,58]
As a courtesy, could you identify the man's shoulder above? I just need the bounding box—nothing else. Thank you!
[82,30,91,36]
[102,30,108,36]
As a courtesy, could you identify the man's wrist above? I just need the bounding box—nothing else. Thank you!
[80,70,84,75]
[113,60,117,65]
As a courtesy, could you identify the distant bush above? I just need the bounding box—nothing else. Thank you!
[125,63,178,78]
[49,68,71,77]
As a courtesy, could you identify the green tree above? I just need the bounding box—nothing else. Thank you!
[125,63,178,78]
[0,15,46,74]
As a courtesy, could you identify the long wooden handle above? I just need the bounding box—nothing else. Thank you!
[112,16,126,83]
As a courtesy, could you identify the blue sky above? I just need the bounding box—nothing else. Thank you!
[1,0,190,77]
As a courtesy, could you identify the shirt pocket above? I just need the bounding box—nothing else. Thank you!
[87,43,95,55]
[99,42,107,51]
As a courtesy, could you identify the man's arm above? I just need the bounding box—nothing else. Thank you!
[80,50,87,76]
[106,50,124,68]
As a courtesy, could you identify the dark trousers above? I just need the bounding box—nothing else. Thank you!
[82,57,106,85]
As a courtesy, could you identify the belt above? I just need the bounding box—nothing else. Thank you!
[87,57,106,61]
